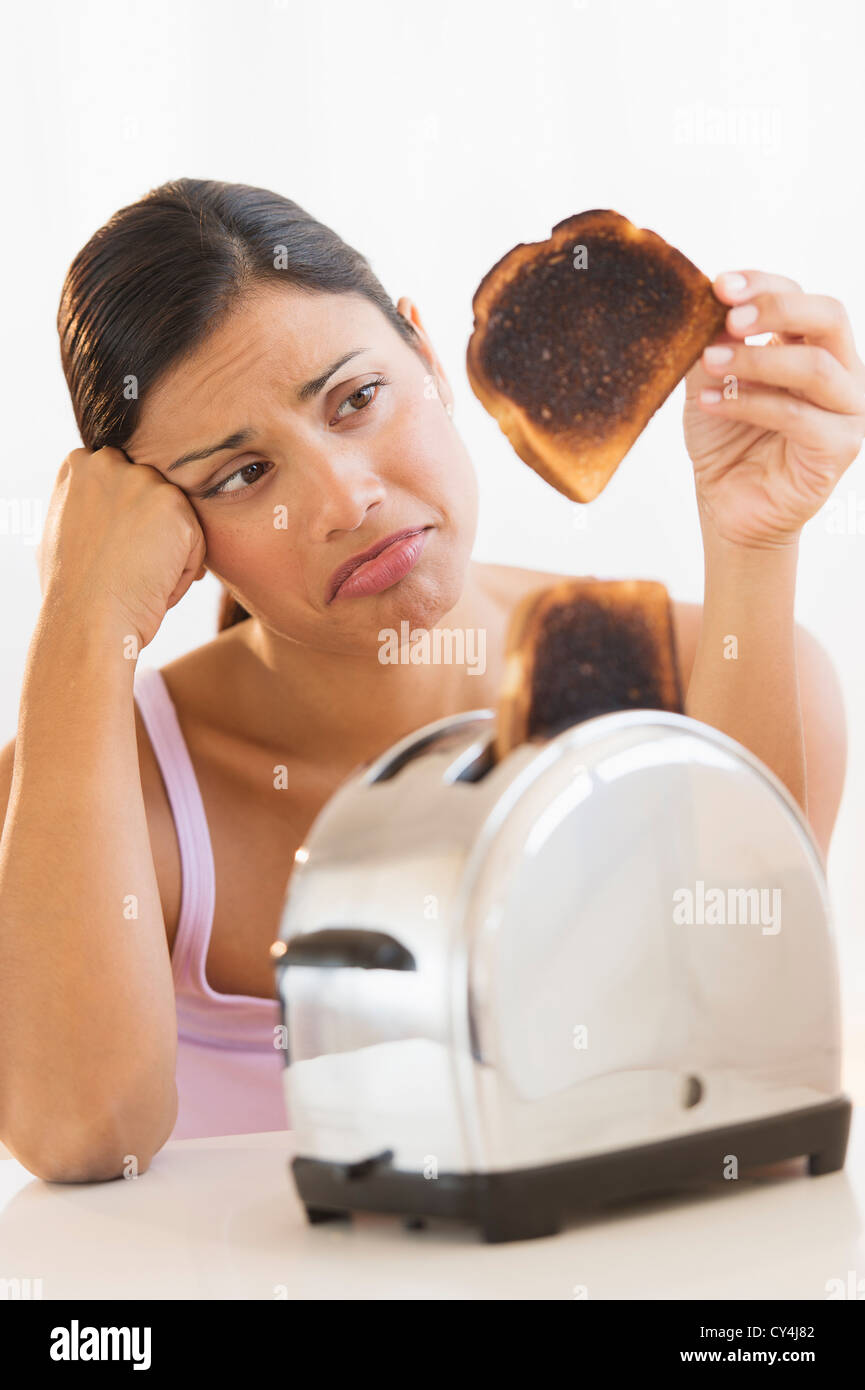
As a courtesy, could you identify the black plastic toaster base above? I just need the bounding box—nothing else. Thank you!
[291,1096,852,1243]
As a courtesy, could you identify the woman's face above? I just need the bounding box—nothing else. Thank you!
[125,285,479,653]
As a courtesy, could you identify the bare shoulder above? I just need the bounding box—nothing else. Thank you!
[474,560,574,610]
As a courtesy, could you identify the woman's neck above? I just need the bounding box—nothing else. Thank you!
[217,562,508,769]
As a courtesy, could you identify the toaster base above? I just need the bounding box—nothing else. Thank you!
[291,1095,852,1243]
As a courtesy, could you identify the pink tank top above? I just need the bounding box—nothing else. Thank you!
[132,663,289,1141]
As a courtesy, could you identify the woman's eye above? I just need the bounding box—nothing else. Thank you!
[204,460,272,499]
[333,375,391,422]
[199,376,390,499]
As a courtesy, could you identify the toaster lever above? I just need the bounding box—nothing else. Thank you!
[281,928,417,972]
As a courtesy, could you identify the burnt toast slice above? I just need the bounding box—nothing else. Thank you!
[494,577,683,762]
[466,210,728,502]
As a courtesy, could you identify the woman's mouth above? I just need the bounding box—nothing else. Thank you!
[329,526,432,602]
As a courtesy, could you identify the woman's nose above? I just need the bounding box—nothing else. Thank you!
[296,449,388,534]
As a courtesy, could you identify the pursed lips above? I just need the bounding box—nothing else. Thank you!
[326,526,429,603]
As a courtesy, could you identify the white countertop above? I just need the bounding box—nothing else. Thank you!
[1,1113,863,1300]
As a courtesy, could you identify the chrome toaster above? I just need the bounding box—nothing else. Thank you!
[272,706,851,1243]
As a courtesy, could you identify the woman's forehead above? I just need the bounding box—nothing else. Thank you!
[125,288,390,468]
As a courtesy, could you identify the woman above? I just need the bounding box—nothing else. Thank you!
[0,179,861,1179]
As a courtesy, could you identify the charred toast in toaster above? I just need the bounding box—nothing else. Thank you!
[494,578,683,761]
[466,210,728,503]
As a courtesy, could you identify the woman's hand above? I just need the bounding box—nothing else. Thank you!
[682,270,865,550]
[37,446,207,649]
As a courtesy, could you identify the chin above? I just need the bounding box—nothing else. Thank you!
[381,546,467,628]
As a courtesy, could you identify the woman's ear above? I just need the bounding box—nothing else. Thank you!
[396,295,455,416]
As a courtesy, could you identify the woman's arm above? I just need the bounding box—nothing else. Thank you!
[686,536,805,806]
[675,266,863,863]
[0,599,179,1181]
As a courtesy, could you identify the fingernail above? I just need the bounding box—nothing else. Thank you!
[704,346,734,365]
[720,272,749,295]
[700,388,722,403]
[729,303,758,329]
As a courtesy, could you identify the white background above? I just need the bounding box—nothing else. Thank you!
[1,0,863,1093]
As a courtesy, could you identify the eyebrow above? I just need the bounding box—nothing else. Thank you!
[164,349,366,473]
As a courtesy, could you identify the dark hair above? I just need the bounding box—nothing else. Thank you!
[57,177,422,631]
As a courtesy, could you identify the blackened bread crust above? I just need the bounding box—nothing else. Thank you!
[494,577,683,761]
[466,210,728,502]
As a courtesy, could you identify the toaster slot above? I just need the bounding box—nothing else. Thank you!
[279,927,417,971]
[367,711,494,783]
[447,736,497,783]
[370,727,454,782]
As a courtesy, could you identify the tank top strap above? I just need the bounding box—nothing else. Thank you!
[132,662,216,989]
